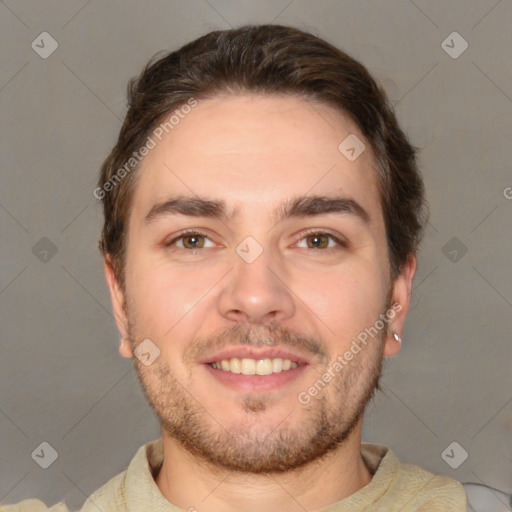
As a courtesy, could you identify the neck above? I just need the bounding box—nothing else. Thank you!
[155,418,372,512]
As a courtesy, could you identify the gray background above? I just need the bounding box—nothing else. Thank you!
[1,0,511,509]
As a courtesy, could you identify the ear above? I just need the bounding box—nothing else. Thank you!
[383,255,417,357]
[104,255,133,358]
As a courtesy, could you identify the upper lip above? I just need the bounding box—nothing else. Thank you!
[199,347,312,365]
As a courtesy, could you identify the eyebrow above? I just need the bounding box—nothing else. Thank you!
[144,194,371,226]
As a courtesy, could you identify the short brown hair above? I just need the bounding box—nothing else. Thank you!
[97,24,428,288]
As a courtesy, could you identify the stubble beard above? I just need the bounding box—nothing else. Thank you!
[129,316,387,474]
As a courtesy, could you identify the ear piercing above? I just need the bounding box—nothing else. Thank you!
[393,332,402,343]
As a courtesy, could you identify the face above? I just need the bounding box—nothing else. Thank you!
[106,94,415,473]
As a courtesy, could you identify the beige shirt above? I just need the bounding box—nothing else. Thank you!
[1,440,467,511]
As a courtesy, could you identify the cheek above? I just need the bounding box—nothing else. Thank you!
[124,251,218,344]
[291,261,387,344]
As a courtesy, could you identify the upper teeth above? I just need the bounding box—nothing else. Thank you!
[210,358,298,375]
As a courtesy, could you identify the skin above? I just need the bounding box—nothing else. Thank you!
[104,94,416,512]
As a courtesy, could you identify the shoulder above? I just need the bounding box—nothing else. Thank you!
[0,441,159,512]
[79,470,127,512]
[361,444,467,511]
[394,458,467,510]
[0,500,71,512]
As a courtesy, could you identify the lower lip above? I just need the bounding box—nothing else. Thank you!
[203,363,308,392]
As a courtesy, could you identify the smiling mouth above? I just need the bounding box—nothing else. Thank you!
[208,357,304,375]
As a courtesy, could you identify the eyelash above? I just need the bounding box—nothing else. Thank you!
[164,228,348,251]
[296,228,348,250]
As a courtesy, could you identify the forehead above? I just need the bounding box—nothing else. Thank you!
[130,93,383,226]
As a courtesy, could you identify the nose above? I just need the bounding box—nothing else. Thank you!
[216,245,296,325]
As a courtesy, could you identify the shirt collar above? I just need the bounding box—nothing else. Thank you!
[121,439,396,511]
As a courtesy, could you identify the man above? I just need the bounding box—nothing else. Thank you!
[3,24,467,511]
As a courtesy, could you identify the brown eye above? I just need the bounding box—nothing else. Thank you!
[306,234,330,248]
[296,231,345,250]
[181,234,206,249]
[165,231,215,250]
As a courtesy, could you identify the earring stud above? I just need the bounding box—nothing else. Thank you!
[393,332,402,342]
